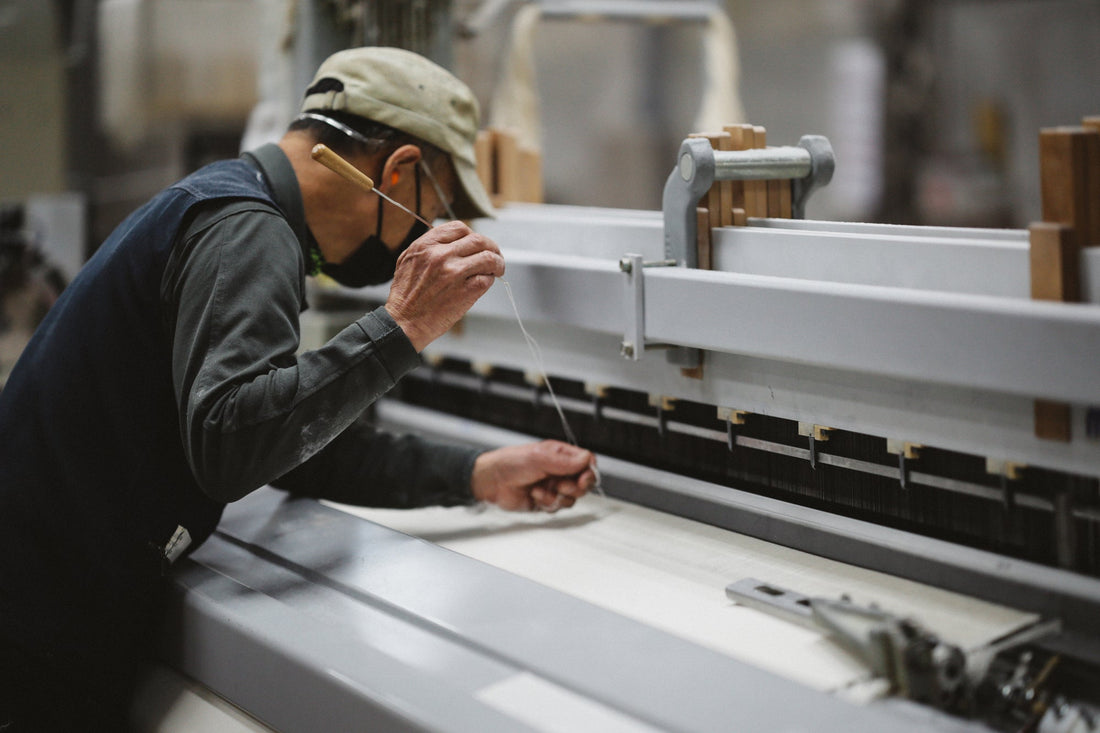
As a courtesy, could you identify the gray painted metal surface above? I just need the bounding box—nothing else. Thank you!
[461,250,1100,405]
[374,400,1100,646]
[164,487,944,733]
[319,203,1100,476]
[642,264,1100,404]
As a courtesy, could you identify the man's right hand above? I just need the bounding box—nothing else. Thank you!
[384,221,505,352]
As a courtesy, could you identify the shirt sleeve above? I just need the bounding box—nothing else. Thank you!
[162,200,479,505]
[270,416,482,508]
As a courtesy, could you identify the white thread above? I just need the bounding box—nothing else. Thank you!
[500,278,605,498]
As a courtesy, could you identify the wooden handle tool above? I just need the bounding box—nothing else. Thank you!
[311,144,375,193]
[310,143,433,228]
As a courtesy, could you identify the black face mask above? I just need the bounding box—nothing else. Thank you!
[321,166,428,288]
[320,223,427,288]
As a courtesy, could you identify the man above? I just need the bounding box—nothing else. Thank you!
[0,47,596,730]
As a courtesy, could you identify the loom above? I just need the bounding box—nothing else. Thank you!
[137,125,1100,732]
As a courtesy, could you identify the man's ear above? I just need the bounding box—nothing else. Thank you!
[379,144,422,193]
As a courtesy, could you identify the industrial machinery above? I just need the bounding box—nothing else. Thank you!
[142,123,1100,732]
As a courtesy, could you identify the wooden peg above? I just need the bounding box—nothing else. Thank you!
[1030,222,1080,303]
[717,132,735,227]
[778,178,793,219]
[518,147,544,203]
[1028,125,1099,442]
[767,180,782,218]
[1081,123,1100,248]
[1039,127,1092,239]
[493,128,520,205]
[475,130,493,195]
[688,132,729,231]
[681,207,712,380]
[723,124,748,218]
[753,126,768,218]
[734,125,758,217]
[1035,400,1073,443]
[695,206,713,271]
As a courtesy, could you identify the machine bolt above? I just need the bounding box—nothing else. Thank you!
[619,258,633,273]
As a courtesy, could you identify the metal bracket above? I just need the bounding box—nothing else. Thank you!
[621,253,645,360]
[620,254,679,361]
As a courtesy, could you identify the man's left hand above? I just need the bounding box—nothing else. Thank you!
[471,441,597,512]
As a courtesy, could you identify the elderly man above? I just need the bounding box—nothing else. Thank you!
[0,47,596,731]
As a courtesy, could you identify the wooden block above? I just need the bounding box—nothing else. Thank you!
[688,132,728,230]
[1035,400,1072,442]
[1083,127,1100,247]
[723,125,748,216]
[778,178,792,218]
[717,132,734,227]
[1029,222,1080,302]
[680,365,705,380]
[767,179,782,218]
[696,206,712,270]
[1039,128,1090,233]
[517,147,543,203]
[1029,220,1079,443]
[735,125,759,217]
[753,126,768,219]
[493,128,520,204]
[475,130,493,196]
[681,207,712,380]
[732,208,747,227]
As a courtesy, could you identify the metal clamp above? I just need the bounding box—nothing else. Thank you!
[658,134,833,368]
[661,134,835,268]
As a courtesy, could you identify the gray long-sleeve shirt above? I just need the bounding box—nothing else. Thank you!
[162,143,480,507]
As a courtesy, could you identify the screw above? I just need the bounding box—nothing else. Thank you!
[621,341,635,358]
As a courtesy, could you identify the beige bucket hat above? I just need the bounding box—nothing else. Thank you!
[301,46,494,220]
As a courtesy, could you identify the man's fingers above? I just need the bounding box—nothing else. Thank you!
[530,486,575,513]
[455,249,505,279]
[450,232,502,259]
[555,474,590,498]
[533,441,595,476]
[419,219,472,243]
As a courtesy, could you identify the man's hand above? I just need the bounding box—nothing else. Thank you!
[385,221,505,352]
[471,441,597,512]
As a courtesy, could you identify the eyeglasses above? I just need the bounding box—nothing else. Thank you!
[299,112,457,222]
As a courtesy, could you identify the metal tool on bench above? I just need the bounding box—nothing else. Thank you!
[725,576,1081,725]
[726,577,972,707]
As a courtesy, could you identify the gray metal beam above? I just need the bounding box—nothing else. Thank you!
[456,250,1100,404]
[165,486,944,733]
[642,264,1100,404]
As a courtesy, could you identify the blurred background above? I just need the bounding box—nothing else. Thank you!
[1,0,1098,375]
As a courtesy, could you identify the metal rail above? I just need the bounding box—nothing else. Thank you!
[403,368,1097,522]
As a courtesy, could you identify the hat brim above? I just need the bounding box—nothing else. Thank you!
[451,155,496,220]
